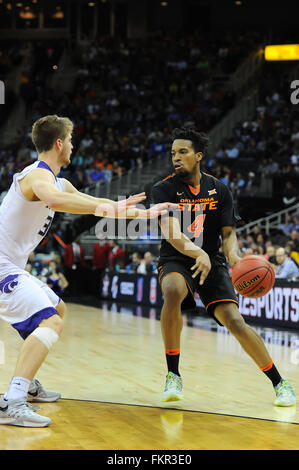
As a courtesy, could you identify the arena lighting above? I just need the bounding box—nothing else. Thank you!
[52,6,64,19]
[19,10,36,18]
[52,11,64,18]
[265,44,299,61]
[161,1,168,5]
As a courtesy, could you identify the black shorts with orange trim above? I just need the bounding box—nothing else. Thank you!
[158,254,238,326]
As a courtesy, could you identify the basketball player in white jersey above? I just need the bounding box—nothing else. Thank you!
[0,115,177,427]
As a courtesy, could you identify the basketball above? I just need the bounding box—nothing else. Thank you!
[232,255,275,298]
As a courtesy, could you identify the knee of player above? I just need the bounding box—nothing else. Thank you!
[30,319,63,350]
[162,281,187,304]
[40,313,64,335]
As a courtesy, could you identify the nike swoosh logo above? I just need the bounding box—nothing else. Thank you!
[177,192,183,195]
[28,390,38,397]
[0,405,8,412]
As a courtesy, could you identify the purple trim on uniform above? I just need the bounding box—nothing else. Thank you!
[12,307,58,340]
[37,161,57,181]
[0,274,19,293]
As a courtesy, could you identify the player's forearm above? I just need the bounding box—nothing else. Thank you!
[166,232,206,259]
[75,193,149,219]
[49,191,99,214]
[222,230,240,266]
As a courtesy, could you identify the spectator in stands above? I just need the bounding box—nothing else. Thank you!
[224,140,239,159]
[243,247,254,257]
[108,240,125,270]
[127,252,143,273]
[275,247,299,279]
[251,225,262,243]
[85,163,106,185]
[27,251,46,277]
[46,261,69,297]
[282,181,298,207]
[243,172,257,196]
[293,215,299,231]
[264,245,276,265]
[279,214,295,235]
[237,236,247,254]
[92,236,111,272]
[137,251,158,274]
[63,236,86,296]
[92,235,111,289]
[256,233,266,252]
[290,144,299,166]
[245,234,255,247]
[290,230,299,252]
[285,240,299,266]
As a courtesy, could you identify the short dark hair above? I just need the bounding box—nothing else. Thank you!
[171,127,209,155]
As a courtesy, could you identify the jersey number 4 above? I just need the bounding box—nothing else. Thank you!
[187,214,206,238]
[38,215,53,237]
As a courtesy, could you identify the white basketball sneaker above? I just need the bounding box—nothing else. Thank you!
[274,379,296,407]
[27,379,61,403]
[161,372,184,402]
[0,396,51,427]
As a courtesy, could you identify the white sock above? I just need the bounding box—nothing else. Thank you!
[4,376,31,401]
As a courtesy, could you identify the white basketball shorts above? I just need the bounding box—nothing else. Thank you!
[0,272,61,339]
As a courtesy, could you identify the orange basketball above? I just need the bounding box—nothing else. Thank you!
[232,255,275,298]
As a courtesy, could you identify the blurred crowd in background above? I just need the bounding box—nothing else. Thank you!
[1,31,267,198]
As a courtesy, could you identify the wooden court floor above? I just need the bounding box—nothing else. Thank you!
[0,302,298,450]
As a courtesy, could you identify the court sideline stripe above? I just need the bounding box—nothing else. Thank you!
[59,397,299,426]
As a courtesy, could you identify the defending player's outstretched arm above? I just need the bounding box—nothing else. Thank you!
[159,215,211,285]
[62,179,178,218]
[30,171,176,219]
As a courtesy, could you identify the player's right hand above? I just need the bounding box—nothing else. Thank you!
[146,202,179,218]
[191,250,211,285]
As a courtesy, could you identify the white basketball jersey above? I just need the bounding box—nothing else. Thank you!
[0,160,65,275]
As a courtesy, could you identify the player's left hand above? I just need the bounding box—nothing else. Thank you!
[95,193,147,217]
[115,193,147,216]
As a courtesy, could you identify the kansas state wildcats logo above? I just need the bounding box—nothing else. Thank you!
[0,275,19,294]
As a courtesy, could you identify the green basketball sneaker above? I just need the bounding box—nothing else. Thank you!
[161,372,184,402]
[274,379,296,407]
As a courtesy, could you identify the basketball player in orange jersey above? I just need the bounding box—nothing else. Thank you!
[0,115,178,427]
[151,127,296,407]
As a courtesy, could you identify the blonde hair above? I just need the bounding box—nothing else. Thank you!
[32,115,73,153]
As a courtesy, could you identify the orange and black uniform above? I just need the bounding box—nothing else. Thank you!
[151,171,240,324]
